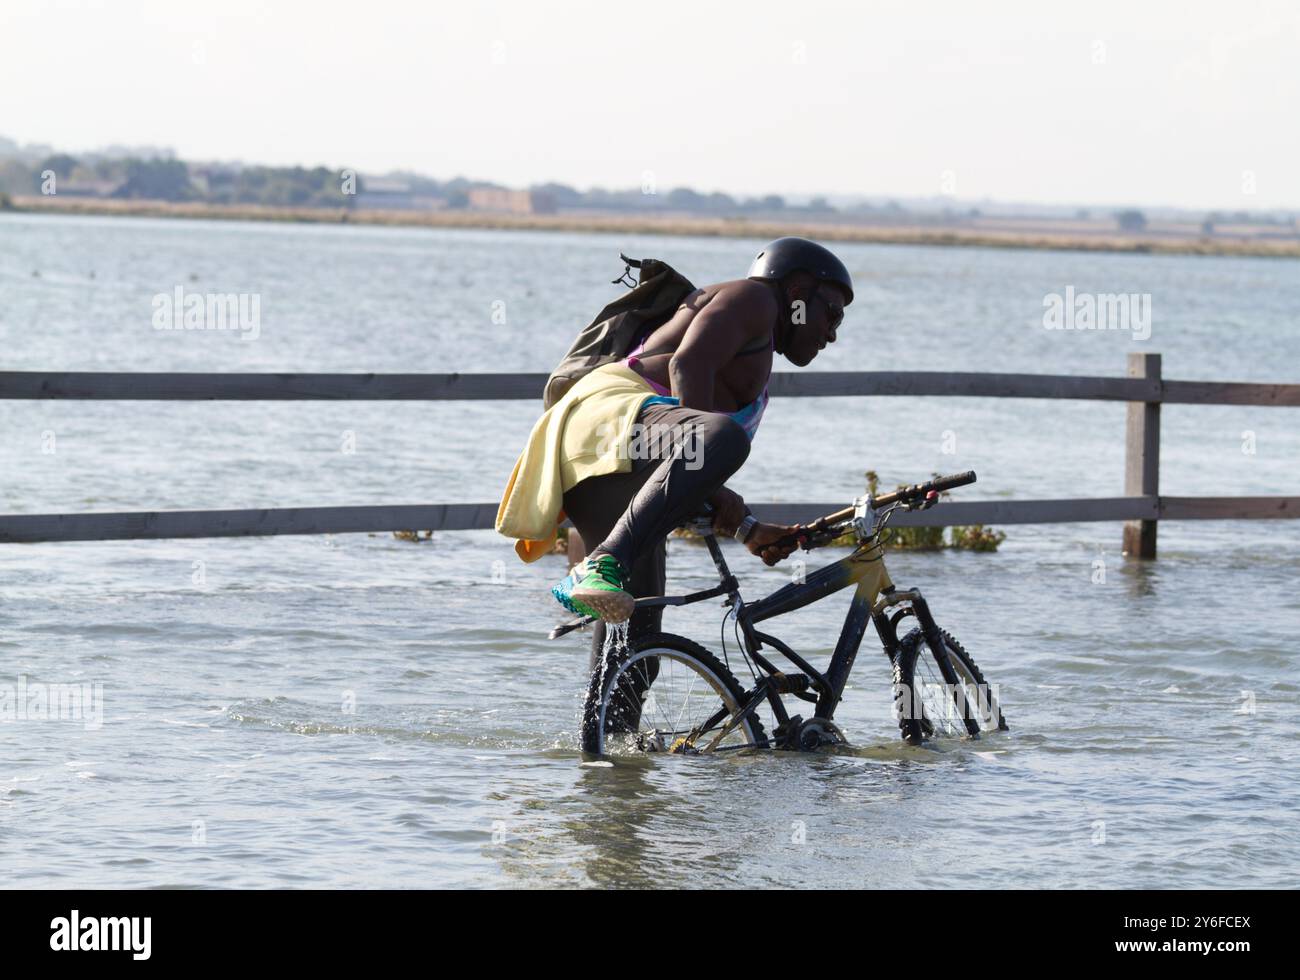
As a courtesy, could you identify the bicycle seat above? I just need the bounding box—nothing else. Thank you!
[677,500,713,523]
[681,502,717,533]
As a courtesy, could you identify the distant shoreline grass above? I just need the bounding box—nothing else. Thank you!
[6,194,1299,258]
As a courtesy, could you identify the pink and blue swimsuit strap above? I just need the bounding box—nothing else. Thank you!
[623,331,673,396]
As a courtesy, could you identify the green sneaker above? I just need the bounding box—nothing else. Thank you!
[551,554,635,624]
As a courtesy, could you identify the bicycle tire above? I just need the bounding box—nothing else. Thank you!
[581,632,769,755]
[892,627,1008,745]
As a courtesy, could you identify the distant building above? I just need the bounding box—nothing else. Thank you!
[58,178,124,198]
[467,188,556,214]
[355,177,447,211]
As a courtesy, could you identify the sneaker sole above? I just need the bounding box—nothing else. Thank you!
[570,587,635,624]
[552,587,598,620]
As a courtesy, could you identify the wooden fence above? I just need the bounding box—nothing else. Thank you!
[2,353,1296,557]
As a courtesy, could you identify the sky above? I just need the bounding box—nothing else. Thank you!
[3,0,1298,210]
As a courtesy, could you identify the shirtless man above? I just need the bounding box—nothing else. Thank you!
[553,238,853,653]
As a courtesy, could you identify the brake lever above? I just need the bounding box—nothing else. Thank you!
[898,490,940,513]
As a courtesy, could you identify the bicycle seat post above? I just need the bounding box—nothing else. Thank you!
[703,526,744,603]
[684,505,742,603]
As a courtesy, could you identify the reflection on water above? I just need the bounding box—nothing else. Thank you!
[1118,557,1162,599]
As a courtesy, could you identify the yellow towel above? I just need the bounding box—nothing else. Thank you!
[496,362,657,563]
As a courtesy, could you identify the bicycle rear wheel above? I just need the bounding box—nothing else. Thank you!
[892,627,1007,745]
[582,632,768,756]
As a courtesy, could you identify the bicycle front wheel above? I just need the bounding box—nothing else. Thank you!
[581,633,768,756]
[892,627,1008,745]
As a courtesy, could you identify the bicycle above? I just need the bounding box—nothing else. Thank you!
[550,470,1008,755]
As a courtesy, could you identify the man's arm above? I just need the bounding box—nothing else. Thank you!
[668,282,774,411]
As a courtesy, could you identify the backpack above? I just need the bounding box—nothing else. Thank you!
[542,254,696,409]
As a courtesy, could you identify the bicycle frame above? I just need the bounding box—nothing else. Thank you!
[631,517,955,742]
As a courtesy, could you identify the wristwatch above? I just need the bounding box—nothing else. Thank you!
[734,514,758,544]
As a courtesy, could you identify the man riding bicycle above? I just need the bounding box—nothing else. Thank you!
[497,237,853,661]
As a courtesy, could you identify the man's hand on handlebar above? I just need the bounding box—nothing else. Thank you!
[745,522,809,566]
[714,472,976,567]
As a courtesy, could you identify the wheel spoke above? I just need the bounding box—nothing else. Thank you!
[589,645,762,755]
[901,630,1004,742]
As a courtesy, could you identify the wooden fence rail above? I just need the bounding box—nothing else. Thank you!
[1,496,1294,546]
[2,354,1297,556]
[4,369,1299,405]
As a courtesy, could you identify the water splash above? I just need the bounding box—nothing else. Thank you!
[596,620,631,703]
[587,620,633,747]
[603,620,630,655]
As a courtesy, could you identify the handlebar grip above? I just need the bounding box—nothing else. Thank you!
[931,470,977,493]
[766,529,810,554]
[871,470,978,508]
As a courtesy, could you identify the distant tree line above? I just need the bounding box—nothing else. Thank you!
[532,181,838,214]
[0,154,351,206]
[1114,209,1147,232]
[0,151,822,213]
[0,152,845,213]
[3,149,1295,230]
[201,165,342,207]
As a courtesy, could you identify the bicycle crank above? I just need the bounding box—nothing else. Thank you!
[775,716,850,751]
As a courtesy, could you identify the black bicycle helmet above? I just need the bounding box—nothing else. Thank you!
[747,237,853,305]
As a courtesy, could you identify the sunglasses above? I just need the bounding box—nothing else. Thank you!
[814,288,844,330]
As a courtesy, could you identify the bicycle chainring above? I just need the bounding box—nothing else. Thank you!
[794,718,849,751]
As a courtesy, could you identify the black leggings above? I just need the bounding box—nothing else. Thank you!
[561,400,751,668]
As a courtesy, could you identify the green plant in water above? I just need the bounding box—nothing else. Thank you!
[668,471,1005,553]
[948,524,1006,552]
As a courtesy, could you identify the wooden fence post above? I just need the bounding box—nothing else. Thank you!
[1123,352,1162,558]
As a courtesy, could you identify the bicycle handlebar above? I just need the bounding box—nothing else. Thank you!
[870,470,977,508]
[759,471,978,559]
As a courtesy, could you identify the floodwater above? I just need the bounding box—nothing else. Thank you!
[1,213,1296,887]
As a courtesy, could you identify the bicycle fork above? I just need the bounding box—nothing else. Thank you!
[875,587,981,737]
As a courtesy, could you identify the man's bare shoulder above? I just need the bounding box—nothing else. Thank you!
[701,278,779,327]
